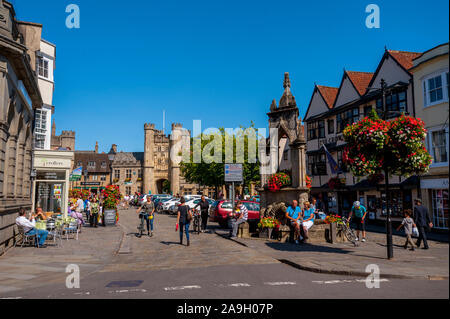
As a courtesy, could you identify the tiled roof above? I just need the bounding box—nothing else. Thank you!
[346,71,374,96]
[388,50,422,70]
[317,85,339,108]
[112,152,144,165]
[74,152,111,173]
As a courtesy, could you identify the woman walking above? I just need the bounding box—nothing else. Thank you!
[176,197,191,246]
[90,197,100,228]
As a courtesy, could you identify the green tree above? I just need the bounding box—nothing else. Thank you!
[180,124,261,196]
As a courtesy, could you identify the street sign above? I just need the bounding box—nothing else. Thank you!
[225,164,243,183]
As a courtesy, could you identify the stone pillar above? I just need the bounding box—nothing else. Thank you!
[144,124,156,194]
[289,135,307,189]
[0,122,8,197]
[6,135,17,197]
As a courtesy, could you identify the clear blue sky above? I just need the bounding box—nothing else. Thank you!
[14,0,449,152]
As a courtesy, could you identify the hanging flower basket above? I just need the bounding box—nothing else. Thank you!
[267,172,291,192]
[305,175,312,189]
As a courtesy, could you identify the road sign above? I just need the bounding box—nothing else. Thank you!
[225,164,243,182]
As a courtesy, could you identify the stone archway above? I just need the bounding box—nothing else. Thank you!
[156,179,170,194]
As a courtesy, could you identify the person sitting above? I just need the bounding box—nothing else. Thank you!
[286,200,303,244]
[16,208,48,248]
[302,201,315,243]
[230,201,248,238]
[33,207,47,221]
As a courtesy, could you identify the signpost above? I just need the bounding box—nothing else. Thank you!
[225,164,243,217]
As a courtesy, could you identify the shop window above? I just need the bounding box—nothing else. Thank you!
[432,189,449,230]
[308,154,327,176]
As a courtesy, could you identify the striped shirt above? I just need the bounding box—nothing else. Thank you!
[238,204,248,221]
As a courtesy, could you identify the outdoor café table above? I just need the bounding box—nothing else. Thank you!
[35,221,47,230]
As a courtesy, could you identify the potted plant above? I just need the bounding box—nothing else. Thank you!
[257,217,280,239]
[101,185,122,226]
[267,172,291,192]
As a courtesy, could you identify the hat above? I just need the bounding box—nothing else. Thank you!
[414,198,422,203]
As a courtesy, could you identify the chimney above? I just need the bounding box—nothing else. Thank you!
[95,141,99,153]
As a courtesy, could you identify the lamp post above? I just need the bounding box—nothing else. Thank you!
[83,169,88,192]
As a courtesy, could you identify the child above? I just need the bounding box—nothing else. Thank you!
[396,209,416,251]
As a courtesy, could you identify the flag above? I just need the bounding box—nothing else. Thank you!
[69,167,82,181]
[322,145,342,175]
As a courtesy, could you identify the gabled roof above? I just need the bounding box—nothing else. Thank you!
[346,71,374,96]
[316,85,339,108]
[388,50,422,70]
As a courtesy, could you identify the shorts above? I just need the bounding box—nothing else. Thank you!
[302,220,314,230]
[352,217,365,231]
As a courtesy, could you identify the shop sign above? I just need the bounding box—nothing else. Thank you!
[420,178,449,190]
[36,171,66,180]
[81,182,101,186]
[225,164,243,182]
[35,157,71,169]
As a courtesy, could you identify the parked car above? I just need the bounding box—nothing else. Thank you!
[185,198,214,209]
[209,200,260,228]
[161,198,181,212]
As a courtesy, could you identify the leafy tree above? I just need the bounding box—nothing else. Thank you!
[180,124,261,196]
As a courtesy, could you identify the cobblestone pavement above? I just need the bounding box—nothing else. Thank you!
[101,209,278,273]
[0,221,122,295]
[216,227,449,279]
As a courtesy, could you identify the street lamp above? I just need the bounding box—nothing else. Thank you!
[366,78,409,260]
[83,169,88,192]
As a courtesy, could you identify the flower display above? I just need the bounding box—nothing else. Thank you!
[343,112,432,177]
[258,217,280,229]
[267,172,291,192]
[305,175,312,189]
[324,214,342,224]
[101,185,123,210]
[69,189,90,200]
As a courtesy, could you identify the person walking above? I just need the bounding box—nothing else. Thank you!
[413,198,433,249]
[396,209,416,251]
[176,197,191,246]
[349,201,367,242]
[230,200,248,239]
[84,197,91,224]
[90,197,100,228]
[136,196,155,237]
[194,195,210,233]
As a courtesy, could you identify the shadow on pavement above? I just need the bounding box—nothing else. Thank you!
[160,241,181,245]
[265,242,353,254]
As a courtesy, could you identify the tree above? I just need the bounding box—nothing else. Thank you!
[180,125,261,196]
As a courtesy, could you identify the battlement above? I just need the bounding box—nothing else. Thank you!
[61,131,75,137]
[172,123,183,130]
[144,123,155,130]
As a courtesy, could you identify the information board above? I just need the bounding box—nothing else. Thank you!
[225,164,243,182]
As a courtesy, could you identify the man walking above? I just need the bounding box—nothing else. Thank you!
[349,201,367,242]
[194,195,210,232]
[413,198,433,249]
[230,201,248,238]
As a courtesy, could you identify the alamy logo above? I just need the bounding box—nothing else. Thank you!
[66,264,80,289]
[66,4,80,29]
[365,4,380,29]
[365,264,381,288]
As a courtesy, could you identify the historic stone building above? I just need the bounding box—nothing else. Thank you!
[110,123,203,196]
[0,1,43,254]
[50,121,75,151]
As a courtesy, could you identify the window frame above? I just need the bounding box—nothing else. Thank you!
[327,119,335,135]
[422,70,449,108]
[427,126,449,167]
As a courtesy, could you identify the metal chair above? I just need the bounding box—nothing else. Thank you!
[46,220,63,247]
[65,220,79,240]
[15,225,38,248]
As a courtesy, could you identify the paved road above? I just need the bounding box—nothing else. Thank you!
[0,209,448,299]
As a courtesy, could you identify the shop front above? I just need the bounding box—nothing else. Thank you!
[421,178,449,230]
[32,150,74,217]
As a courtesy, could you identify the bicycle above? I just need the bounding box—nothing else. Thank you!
[192,208,202,235]
[136,213,149,238]
[336,216,359,246]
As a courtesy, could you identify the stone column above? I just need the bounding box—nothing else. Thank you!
[0,122,8,197]
[144,124,156,194]
[6,135,17,197]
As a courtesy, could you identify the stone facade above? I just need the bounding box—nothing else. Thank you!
[0,1,43,254]
[51,120,75,151]
[110,123,205,196]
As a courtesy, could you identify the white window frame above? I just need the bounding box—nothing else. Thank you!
[422,69,449,108]
[427,126,449,168]
[36,54,54,82]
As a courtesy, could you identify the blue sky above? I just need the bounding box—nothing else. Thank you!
[13,0,449,152]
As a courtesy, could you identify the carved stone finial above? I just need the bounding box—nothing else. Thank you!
[270,99,277,112]
[283,72,291,91]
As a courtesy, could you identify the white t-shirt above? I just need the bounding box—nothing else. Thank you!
[76,199,84,212]
[16,216,36,233]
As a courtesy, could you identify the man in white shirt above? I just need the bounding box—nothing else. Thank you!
[16,208,48,248]
[231,201,248,238]
[76,197,84,213]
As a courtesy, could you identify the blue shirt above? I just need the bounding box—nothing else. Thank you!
[351,205,367,218]
[303,208,315,222]
[287,206,301,220]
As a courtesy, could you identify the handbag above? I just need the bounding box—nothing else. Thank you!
[412,226,419,238]
[186,208,192,222]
